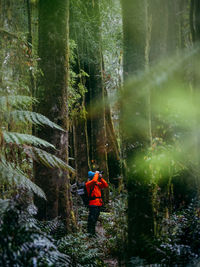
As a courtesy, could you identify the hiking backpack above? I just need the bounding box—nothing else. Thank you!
[77,182,90,207]
[77,182,99,207]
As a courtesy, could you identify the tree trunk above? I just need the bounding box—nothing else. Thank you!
[104,87,121,187]
[121,0,154,259]
[148,0,168,63]
[35,0,74,229]
[190,0,200,42]
[73,116,90,181]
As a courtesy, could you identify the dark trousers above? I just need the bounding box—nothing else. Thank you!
[87,206,101,235]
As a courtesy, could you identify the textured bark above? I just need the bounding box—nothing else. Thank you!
[148,0,168,63]
[121,0,154,259]
[73,117,90,181]
[166,0,179,55]
[87,1,108,171]
[190,0,200,42]
[35,0,74,228]
[104,88,121,187]
[69,1,92,182]
[26,0,35,98]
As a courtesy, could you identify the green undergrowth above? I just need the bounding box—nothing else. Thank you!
[3,192,200,266]
[0,197,70,267]
[0,191,128,267]
[127,199,200,266]
[154,199,200,266]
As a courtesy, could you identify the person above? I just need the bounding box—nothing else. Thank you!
[85,171,108,236]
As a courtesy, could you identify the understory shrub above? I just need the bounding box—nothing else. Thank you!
[57,233,106,267]
[101,189,128,266]
[156,199,200,265]
[0,197,70,267]
[0,196,108,267]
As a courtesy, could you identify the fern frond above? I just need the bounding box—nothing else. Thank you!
[24,146,76,174]
[0,199,10,214]
[0,160,46,199]
[0,95,37,110]
[8,110,65,131]
[2,131,55,149]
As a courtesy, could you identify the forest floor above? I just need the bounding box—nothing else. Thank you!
[76,199,125,267]
[96,223,119,267]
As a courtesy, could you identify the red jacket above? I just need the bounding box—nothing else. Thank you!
[85,172,108,206]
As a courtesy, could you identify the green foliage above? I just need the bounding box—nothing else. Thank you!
[0,96,37,111]
[100,0,122,92]
[3,131,55,149]
[0,197,107,267]
[154,199,200,265]
[101,188,128,265]
[38,213,107,267]
[68,39,88,121]
[0,198,71,267]
[0,159,46,199]
[120,45,200,261]
[58,233,105,267]
[121,46,200,197]
[0,0,77,200]
[0,93,75,199]
[8,110,65,131]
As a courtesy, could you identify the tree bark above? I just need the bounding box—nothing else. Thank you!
[73,116,90,181]
[190,0,200,42]
[35,0,74,229]
[121,0,154,259]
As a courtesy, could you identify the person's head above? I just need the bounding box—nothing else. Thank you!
[88,171,95,181]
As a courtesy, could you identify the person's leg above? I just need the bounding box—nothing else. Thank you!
[87,206,101,235]
[87,206,96,235]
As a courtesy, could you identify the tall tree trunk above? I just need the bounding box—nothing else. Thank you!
[86,0,109,201]
[73,116,90,181]
[104,87,121,187]
[148,0,168,63]
[190,0,200,42]
[35,0,74,229]
[69,6,90,182]
[121,0,154,259]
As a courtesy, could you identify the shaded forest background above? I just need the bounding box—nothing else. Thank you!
[1,0,200,266]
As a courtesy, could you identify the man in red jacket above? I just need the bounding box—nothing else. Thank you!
[85,171,108,236]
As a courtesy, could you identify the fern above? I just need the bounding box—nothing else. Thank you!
[7,110,65,131]
[0,95,37,111]
[0,92,75,199]
[3,131,55,149]
[0,199,71,266]
[0,159,46,199]
[24,146,75,173]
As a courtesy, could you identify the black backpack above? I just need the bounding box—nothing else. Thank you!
[77,182,99,207]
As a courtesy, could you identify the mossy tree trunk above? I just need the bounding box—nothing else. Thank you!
[121,0,155,259]
[190,0,200,42]
[35,0,74,229]
[85,0,109,201]
[148,0,168,63]
[189,0,200,198]
[69,2,90,181]
[73,116,90,181]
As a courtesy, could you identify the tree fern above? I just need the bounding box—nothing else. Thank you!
[7,110,65,131]
[0,94,75,199]
[0,159,46,199]
[23,146,75,173]
[0,95,37,111]
[3,131,55,149]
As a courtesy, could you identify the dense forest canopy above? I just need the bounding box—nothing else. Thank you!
[1,0,200,266]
